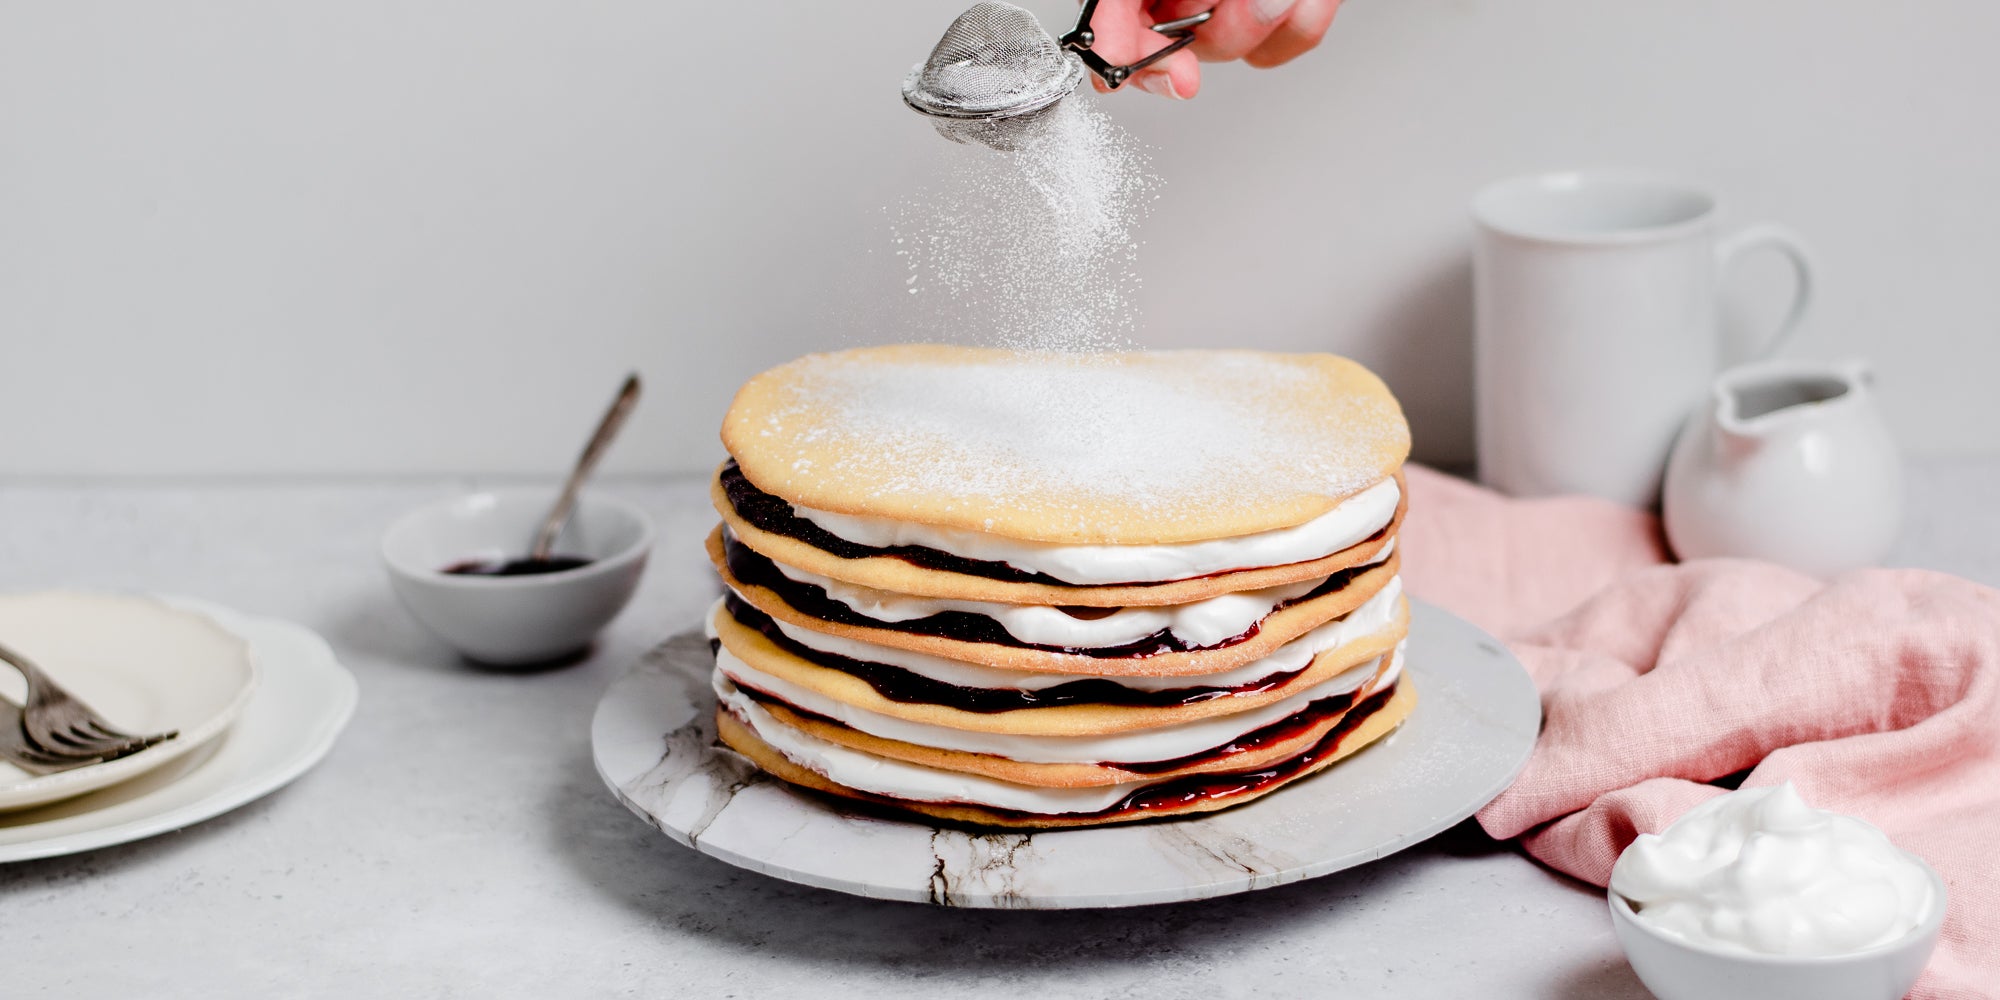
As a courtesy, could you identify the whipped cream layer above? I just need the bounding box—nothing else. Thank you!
[788,477,1400,586]
[715,643,1402,765]
[720,676,1145,814]
[1611,782,1939,956]
[735,577,1404,694]
[776,540,1394,649]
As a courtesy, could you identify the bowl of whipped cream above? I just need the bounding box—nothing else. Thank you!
[1607,781,1946,1000]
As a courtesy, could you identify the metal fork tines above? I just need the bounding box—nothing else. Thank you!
[0,698,103,775]
[0,640,176,766]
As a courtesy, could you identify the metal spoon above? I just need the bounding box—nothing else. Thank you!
[528,373,643,562]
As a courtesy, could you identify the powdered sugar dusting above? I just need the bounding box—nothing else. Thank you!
[891,95,1154,353]
[760,350,1402,539]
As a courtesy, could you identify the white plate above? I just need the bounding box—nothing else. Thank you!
[0,599,357,863]
[592,599,1541,909]
[0,592,260,810]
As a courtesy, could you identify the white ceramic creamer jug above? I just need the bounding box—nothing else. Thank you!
[1663,360,1901,576]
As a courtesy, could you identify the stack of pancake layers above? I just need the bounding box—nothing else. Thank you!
[706,345,1414,829]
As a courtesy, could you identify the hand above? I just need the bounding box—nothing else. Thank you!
[1082,0,1342,100]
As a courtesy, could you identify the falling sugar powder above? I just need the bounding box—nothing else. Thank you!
[892,95,1156,353]
[854,86,1401,535]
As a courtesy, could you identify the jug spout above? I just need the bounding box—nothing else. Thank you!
[1664,356,1901,577]
[1713,359,1866,444]
[1710,380,1764,454]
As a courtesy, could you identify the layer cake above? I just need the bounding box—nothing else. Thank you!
[705,344,1413,828]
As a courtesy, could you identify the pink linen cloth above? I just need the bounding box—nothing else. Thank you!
[1394,464,1999,1000]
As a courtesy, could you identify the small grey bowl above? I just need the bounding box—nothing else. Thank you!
[382,489,652,666]
[1608,862,1947,1000]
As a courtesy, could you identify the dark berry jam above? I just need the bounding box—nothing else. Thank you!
[1103,685,1396,815]
[724,596,1307,712]
[734,680,1401,821]
[721,461,1061,583]
[1105,686,1372,774]
[723,533,1365,659]
[719,461,1395,588]
[443,555,593,576]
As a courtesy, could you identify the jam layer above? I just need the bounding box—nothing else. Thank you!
[723,460,1394,588]
[722,461,1061,584]
[1106,683,1375,775]
[1099,684,1396,815]
[738,672,1389,783]
[724,532,1367,659]
[725,596,1309,713]
[736,679,1398,820]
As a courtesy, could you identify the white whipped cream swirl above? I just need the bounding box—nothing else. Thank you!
[775,539,1394,649]
[715,648,1403,815]
[741,577,1404,693]
[1611,782,1939,956]
[787,478,1400,585]
[714,643,1400,765]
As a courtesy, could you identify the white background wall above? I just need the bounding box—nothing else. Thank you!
[2,0,1994,477]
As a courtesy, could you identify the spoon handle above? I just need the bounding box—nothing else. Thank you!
[531,373,643,560]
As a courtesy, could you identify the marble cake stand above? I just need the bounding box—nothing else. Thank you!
[590,599,1540,909]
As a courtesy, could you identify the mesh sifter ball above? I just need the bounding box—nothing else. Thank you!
[901,2,1086,150]
[903,2,1212,151]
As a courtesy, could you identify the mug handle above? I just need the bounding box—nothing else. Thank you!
[1715,224,1815,361]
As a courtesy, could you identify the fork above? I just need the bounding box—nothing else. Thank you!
[0,697,103,775]
[0,640,176,759]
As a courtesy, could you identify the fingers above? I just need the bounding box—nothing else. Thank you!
[1083,0,1171,66]
[1181,0,1301,63]
[1128,48,1201,99]
[1244,0,1339,68]
[1079,0,1335,97]
[1086,0,1204,99]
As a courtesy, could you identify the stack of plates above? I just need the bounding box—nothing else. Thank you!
[0,592,356,862]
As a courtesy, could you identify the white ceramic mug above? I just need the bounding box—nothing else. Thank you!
[1471,170,1813,506]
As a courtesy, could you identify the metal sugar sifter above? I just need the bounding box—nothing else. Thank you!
[903,0,1212,149]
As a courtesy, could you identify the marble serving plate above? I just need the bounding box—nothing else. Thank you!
[591,599,1540,909]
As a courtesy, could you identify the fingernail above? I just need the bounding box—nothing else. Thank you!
[1133,73,1184,99]
[1252,0,1297,23]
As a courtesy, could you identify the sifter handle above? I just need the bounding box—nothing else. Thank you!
[1061,3,1214,90]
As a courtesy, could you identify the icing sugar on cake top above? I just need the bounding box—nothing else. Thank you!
[722,344,1409,545]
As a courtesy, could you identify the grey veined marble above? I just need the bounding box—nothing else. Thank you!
[591,599,1540,909]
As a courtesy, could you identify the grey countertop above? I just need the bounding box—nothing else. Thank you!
[3,460,1993,998]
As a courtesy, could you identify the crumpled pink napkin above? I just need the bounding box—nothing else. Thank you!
[1396,464,1999,1000]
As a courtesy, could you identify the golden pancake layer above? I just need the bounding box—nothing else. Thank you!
[702,345,1415,828]
[717,683,1418,830]
[721,345,1410,544]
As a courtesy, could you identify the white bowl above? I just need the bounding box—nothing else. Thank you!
[381,490,653,666]
[1608,863,1948,1000]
